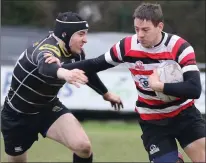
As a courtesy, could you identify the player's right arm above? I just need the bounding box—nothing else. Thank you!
[60,38,127,73]
[33,44,88,87]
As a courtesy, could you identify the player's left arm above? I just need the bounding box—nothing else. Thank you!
[163,40,201,99]
[80,50,123,109]
[80,50,108,95]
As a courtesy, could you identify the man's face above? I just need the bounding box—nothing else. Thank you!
[134,18,163,48]
[69,30,88,54]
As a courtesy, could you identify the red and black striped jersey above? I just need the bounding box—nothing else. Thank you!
[104,32,199,120]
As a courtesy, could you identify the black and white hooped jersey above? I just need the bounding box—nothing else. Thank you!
[5,33,84,114]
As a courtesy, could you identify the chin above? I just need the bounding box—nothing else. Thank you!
[72,49,81,54]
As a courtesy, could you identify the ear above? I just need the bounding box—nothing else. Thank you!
[158,22,164,31]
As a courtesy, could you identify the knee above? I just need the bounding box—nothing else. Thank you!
[76,140,92,157]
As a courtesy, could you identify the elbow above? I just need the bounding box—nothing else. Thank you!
[193,88,201,99]
[187,79,202,99]
[190,86,201,99]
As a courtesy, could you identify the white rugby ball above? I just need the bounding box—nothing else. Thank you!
[155,60,183,102]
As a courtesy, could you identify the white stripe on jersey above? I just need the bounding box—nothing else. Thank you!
[167,35,180,52]
[25,49,37,66]
[6,96,39,115]
[125,62,159,70]
[104,51,120,66]
[136,99,193,114]
[10,67,38,101]
[115,41,123,61]
[178,46,194,63]
[182,65,199,73]
[12,74,55,97]
[17,61,62,86]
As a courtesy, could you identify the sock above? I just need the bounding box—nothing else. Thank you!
[73,153,93,163]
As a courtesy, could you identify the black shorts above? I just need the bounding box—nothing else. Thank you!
[139,105,206,161]
[1,101,71,156]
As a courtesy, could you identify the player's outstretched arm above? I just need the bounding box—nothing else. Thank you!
[61,54,115,73]
[45,37,127,73]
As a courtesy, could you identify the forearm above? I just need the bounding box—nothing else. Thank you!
[163,71,201,99]
[86,72,108,95]
[62,55,114,73]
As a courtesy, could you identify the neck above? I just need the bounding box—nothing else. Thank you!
[52,33,68,53]
[153,32,164,47]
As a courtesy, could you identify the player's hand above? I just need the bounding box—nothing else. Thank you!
[148,69,164,92]
[44,53,61,67]
[103,92,123,111]
[57,68,88,88]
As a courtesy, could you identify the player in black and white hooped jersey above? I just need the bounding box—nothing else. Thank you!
[1,11,123,163]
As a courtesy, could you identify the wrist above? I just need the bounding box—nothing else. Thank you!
[103,91,109,98]
[57,68,67,80]
[156,81,164,92]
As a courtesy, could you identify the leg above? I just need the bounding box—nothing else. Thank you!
[139,121,181,163]
[184,138,205,163]
[1,102,39,162]
[175,105,206,162]
[46,113,92,157]
[40,103,92,163]
[7,152,27,163]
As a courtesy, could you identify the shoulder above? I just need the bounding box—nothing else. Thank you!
[165,32,191,49]
[37,37,61,57]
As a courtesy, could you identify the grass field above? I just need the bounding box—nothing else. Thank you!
[1,120,191,162]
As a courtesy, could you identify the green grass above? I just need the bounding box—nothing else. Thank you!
[1,120,191,162]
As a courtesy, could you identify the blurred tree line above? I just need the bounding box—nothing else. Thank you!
[2,0,205,62]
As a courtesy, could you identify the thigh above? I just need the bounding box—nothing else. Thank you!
[139,122,178,162]
[40,102,90,151]
[1,103,39,156]
[175,105,206,148]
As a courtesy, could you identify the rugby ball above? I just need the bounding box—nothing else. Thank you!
[155,60,183,102]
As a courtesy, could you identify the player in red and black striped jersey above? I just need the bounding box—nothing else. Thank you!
[45,3,205,163]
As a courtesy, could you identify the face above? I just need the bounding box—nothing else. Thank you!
[69,30,88,54]
[134,18,163,48]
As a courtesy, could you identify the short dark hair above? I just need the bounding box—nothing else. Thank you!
[56,11,84,22]
[133,3,164,27]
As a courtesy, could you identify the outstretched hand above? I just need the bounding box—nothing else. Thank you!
[103,92,124,111]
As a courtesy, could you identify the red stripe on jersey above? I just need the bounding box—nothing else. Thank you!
[112,45,120,61]
[126,50,173,60]
[172,37,186,60]
[179,52,196,65]
[129,68,153,75]
[138,96,166,105]
[135,100,194,120]
[124,37,132,54]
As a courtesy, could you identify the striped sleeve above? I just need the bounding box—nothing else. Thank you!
[104,37,127,65]
[172,37,199,73]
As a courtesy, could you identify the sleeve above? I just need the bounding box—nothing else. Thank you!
[86,72,108,95]
[36,51,60,78]
[34,43,62,78]
[61,37,127,73]
[163,38,201,99]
